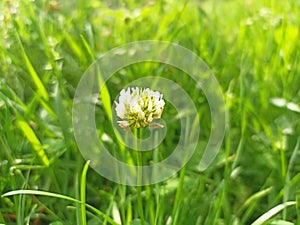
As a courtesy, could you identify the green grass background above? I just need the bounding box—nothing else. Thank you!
[0,0,299,224]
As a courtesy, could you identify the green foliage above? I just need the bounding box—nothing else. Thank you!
[0,0,299,224]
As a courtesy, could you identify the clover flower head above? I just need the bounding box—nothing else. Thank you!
[115,87,165,131]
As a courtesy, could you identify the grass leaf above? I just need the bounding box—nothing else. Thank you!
[17,119,49,166]
[80,160,90,225]
[251,202,296,225]
[2,190,121,225]
[15,31,49,101]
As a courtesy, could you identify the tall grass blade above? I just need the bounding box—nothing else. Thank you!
[15,31,49,101]
[17,119,49,166]
[2,190,121,225]
[251,201,296,225]
[80,160,90,225]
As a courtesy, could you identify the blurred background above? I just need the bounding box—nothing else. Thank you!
[0,0,299,224]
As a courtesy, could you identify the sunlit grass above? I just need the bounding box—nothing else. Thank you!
[0,0,299,224]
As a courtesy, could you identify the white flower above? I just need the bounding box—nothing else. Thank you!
[115,87,165,130]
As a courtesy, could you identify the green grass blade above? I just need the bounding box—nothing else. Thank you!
[63,30,87,65]
[251,201,296,225]
[269,220,294,225]
[80,34,96,61]
[283,138,300,218]
[2,190,121,225]
[80,160,90,225]
[97,66,112,122]
[40,99,58,120]
[75,172,82,224]
[17,119,49,166]
[171,166,186,225]
[15,31,49,101]
[238,187,273,215]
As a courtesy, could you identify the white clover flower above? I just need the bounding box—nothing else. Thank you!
[115,87,165,130]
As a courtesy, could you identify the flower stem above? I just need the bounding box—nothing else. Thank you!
[135,128,145,225]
